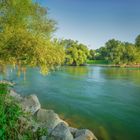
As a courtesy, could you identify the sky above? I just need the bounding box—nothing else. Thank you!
[37,0,140,49]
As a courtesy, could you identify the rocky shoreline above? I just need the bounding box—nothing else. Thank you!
[10,90,98,140]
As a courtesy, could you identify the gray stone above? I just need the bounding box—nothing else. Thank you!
[74,129,97,140]
[69,127,78,136]
[0,80,15,86]
[10,90,23,102]
[39,136,47,140]
[21,95,41,114]
[50,122,73,140]
[36,109,67,133]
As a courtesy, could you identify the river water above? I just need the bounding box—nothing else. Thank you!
[1,66,140,140]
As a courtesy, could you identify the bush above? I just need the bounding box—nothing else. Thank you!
[0,83,48,140]
[87,60,109,64]
[0,83,9,95]
[0,83,22,139]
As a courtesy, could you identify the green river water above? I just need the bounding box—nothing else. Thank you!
[1,66,140,140]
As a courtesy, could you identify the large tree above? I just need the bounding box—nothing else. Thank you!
[0,0,65,74]
[61,39,89,66]
[122,43,140,64]
[88,49,96,60]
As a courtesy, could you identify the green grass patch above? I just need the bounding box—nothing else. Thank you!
[0,83,22,140]
[0,83,48,140]
[87,60,109,64]
[0,83,9,95]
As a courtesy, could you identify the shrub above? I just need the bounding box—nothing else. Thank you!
[0,83,48,140]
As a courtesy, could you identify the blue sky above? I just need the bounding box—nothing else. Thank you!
[37,0,140,49]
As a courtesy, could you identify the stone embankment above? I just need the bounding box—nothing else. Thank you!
[10,90,98,140]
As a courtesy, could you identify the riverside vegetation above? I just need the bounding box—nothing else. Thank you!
[0,83,49,140]
[0,82,97,140]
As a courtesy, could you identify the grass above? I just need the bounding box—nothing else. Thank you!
[86,60,109,65]
[0,83,48,140]
[0,83,22,140]
[0,83,9,95]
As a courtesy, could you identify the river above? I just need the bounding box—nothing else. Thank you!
[1,66,140,140]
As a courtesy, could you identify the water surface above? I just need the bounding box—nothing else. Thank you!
[1,66,140,140]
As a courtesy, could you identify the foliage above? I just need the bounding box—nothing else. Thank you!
[61,39,89,66]
[0,0,65,74]
[95,38,140,65]
[87,60,108,65]
[88,49,96,60]
[135,34,140,48]
[0,83,21,140]
[0,83,48,140]
[0,83,9,94]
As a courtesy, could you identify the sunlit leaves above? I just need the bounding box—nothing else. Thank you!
[0,0,65,74]
[96,38,140,65]
[61,39,89,66]
[135,34,140,48]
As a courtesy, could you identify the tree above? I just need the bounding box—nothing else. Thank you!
[103,39,124,64]
[96,38,140,65]
[135,34,140,48]
[122,43,140,64]
[61,39,89,66]
[88,49,96,60]
[0,0,65,74]
[95,47,108,60]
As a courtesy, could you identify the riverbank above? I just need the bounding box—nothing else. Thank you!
[86,63,140,68]
[9,89,98,140]
[86,60,140,68]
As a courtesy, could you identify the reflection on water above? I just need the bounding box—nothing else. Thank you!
[101,67,140,85]
[99,126,111,140]
[0,66,140,140]
[64,66,89,76]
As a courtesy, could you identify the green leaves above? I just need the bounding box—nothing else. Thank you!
[0,84,49,139]
[61,39,89,66]
[0,83,9,95]
[0,0,65,75]
[135,34,140,48]
[96,38,140,65]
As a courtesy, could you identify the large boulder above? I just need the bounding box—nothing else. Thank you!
[50,122,73,140]
[39,136,47,140]
[36,109,67,133]
[10,90,23,102]
[74,129,97,140]
[21,95,41,114]
[69,127,78,136]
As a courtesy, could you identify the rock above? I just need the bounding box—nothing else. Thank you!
[74,129,97,140]
[36,109,67,133]
[69,127,78,136]
[50,122,73,140]
[0,80,15,86]
[21,95,41,114]
[8,90,98,140]
[10,90,23,102]
[39,136,47,140]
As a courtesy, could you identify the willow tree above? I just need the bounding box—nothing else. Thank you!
[61,39,89,66]
[0,0,65,75]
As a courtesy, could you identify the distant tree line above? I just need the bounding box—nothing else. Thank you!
[95,35,140,65]
[60,35,140,66]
